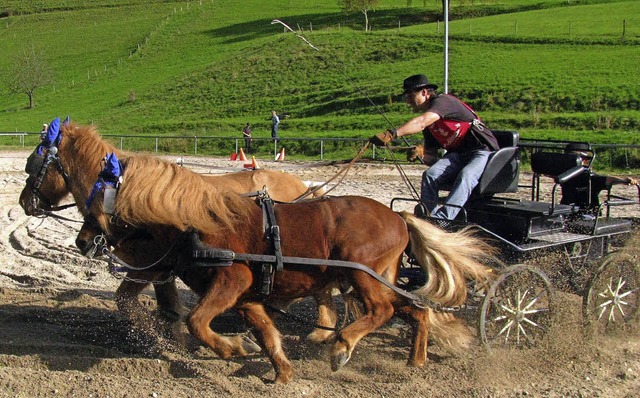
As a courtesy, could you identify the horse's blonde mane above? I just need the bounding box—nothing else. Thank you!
[60,122,120,163]
[53,122,122,219]
[115,155,251,235]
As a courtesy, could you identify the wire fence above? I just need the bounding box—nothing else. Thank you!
[3,132,640,170]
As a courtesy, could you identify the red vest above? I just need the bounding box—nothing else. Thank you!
[429,119,473,150]
[428,97,480,150]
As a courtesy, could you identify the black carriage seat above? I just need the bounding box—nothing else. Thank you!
[530,152,584,186]
[474,130,520,196]
[531,151,634,236]
[529,151,584,214]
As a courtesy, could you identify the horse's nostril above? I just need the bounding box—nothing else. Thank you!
[75,238,87,252]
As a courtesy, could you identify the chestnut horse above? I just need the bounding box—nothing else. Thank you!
[84,154,496,383]
[18,120,334,346]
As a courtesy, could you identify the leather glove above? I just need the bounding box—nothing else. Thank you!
[369,129,397,146]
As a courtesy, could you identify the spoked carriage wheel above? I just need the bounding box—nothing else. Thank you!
[479,264,554,350]
[583,252,640,335]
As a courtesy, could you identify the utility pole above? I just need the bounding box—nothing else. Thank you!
[443,0,449,94]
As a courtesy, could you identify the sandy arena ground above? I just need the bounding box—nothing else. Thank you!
[1,149,639,397]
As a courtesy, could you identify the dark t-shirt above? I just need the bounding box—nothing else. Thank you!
[560,170,608,209]
[422,94,497,152]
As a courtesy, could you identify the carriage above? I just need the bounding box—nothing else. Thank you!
[391,130,640,349]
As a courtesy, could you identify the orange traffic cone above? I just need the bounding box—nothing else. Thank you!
[230,152,238,161]
[238,148,248,161]
[275,148,286,161]
[244,156,260,169]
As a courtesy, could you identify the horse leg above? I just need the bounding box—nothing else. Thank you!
[152,276,189,347]
[330,272,396,371]
[394,304,430,367]
[115,272,189,348]
[306,286,337,344]
[115,277,159,337]
[238,302,293,384]
[186,270,261,359]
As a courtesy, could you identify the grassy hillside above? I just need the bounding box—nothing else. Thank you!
[0,0,638,144]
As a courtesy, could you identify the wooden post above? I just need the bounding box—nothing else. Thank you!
[623,19,627,38]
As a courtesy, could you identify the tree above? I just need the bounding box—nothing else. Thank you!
[341,0,379,31]
[8,46,53,109]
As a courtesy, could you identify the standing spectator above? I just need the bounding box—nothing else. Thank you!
[242,122,252,153]
[39,123,48,141]
[271,110,280,141]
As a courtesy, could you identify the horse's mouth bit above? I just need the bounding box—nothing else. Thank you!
[82,235,109,259]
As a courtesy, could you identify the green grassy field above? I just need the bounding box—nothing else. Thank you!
[0,0,638,147]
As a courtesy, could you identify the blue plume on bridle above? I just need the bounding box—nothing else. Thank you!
[37,117,61,155]
[86,152,123,211]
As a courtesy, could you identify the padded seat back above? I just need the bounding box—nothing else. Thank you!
[531,152,582,177]
[475,130,520,195]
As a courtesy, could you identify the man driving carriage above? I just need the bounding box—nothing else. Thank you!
[370,74,498,220]
[560,142,637,213]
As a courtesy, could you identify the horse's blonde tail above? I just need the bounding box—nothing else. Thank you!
[399,211,496,307]
[427,310,474,354]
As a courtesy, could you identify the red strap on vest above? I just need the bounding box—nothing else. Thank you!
[428,96,480,150]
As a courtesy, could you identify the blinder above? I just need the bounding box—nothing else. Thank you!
[25,148,45,177]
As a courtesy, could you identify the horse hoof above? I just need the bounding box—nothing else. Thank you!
[241,336,262,354]
[274,370,293,384]
[331,351,350,372]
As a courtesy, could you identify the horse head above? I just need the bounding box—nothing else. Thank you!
[19,118,70,215]
[75,213,107,256]
[19,118,121,231]
[75,212,138,258]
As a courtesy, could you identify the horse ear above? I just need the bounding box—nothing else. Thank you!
[63,116,70,126]
[101,152,122,182]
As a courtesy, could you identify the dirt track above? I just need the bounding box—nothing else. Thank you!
[1,150,639,397]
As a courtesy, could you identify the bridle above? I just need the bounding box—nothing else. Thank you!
[25,145,77,219]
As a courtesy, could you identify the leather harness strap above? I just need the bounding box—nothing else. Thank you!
[190,247,433,310]
[260,194,284,272]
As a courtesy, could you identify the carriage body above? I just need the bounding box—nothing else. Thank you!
[392,132,640,348]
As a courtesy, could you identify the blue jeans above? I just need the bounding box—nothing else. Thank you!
[420,149,491,220]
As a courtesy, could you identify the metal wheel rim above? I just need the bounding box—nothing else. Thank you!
[480,264,554,350]
[584,252,640,333]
